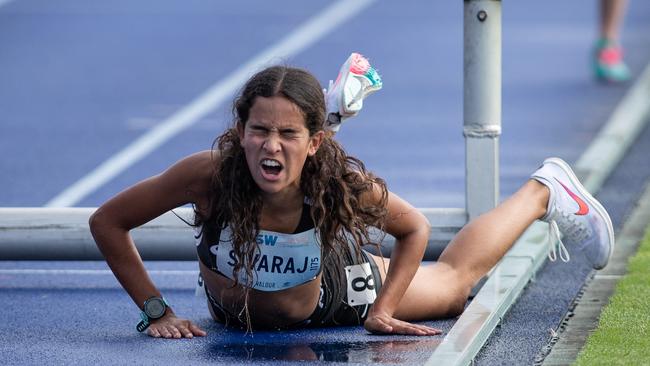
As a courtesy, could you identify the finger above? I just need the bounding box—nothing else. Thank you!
[392,324,427,336]
[148,327,161,338]
[400,323,441,336]
[178,326,193,339]
[408,322,442,335]
[189,323,207,337]
[388,320,429,336]
[167,326,182,339]
[420,326,442,335]
[402,322,439,335]
[407,324,436,336]
[159,326,173,339]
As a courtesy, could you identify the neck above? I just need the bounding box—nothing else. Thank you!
[261,188,304,212]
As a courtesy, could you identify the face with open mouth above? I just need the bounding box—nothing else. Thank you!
[238,95,324,196]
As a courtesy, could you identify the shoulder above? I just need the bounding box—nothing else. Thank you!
[172,150,217,175]
[354,172,388,207]
[164,150,215,181]
[160,150,219,206]
[90,151,221,230]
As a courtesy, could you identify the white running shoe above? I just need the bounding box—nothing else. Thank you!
[531,157,615,270]
[324,52,383,132]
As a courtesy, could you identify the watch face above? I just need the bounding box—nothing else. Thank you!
[144,298,166,319]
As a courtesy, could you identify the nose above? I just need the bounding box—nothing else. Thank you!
[262,132,281,153]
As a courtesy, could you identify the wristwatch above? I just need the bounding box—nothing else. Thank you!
[136,296,170,332]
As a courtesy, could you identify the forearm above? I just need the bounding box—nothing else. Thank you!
[90,214,169,312]
[370,227,428,316]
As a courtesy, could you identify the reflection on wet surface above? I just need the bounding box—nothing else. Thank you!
[206,339,442,364]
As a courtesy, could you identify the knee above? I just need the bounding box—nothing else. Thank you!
[446,288,470,317]
[433,264,473,317]
[441,266,473,317]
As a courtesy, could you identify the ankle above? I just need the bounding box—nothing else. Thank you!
[527,179,551,219]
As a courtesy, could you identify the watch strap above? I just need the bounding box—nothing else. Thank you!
[136,316,150,332]
[135,296,169,333]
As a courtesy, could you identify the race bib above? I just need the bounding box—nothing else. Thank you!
[345,262,377,306]
[211,227,321,291]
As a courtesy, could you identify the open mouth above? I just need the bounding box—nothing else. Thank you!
[260,159,283,176]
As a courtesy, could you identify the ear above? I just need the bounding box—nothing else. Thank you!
[307,131,325,156]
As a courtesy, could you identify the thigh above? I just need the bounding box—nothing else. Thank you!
[367,253,470,321]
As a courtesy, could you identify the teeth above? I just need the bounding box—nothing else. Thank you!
[261,159,281,167]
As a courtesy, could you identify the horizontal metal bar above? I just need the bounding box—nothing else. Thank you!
[0,207,467,260]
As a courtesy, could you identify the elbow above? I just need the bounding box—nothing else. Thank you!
[422,216,432,236]
[88,207,105,237]
[88,206,120,251]
[88,208,107,254]
[421,209,432,229]
[418,212,432,244]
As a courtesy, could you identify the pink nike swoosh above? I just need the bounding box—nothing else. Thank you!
[555,178,589,215]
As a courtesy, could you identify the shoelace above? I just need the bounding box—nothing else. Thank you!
[547,220,570,263]
[547,209,590,262]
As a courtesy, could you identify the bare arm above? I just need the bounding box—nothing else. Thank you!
[89,151,214,338]
[362,187,438,335]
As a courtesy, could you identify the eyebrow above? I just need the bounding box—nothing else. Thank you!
[248,121,300,133]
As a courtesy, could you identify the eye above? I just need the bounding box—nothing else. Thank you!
[280,129,299,138]
[249,125,269,135]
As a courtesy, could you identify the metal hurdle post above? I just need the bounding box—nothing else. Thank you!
[464,0,501,219]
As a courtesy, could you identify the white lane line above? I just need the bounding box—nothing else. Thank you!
[45,0,375,207]
[0,269,198,275]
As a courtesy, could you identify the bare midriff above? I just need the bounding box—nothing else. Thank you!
[198,260,322,328]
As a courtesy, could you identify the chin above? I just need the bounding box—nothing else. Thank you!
[256,178,300,196]
[258,185,282,194]
[253,179,284,194]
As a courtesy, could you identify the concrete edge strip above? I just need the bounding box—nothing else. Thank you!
[44,0,375,208]
[542,181,650,364]
[427,61,650,365]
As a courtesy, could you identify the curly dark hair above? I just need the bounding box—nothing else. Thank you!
[196,65,388,327]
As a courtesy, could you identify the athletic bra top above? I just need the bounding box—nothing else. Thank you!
[196,203,322,292]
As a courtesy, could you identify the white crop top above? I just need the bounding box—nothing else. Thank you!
[197,224,322,292]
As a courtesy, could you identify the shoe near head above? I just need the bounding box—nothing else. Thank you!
[531,157,615,269]
[324,53,383,132]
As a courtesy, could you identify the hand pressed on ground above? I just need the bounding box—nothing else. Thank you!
[146,313,207,339]
[364,311,441,336]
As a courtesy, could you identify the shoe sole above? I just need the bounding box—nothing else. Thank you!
[594,63,631,83]
[337,71,371,116]
[334,55,382,116]
[544,157,615,269]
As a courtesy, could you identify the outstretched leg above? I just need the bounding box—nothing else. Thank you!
[371,179,549,321]
[372,158,614,321]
